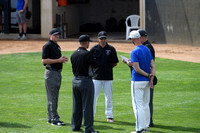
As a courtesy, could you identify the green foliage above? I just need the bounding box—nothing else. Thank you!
[0,52,200,133]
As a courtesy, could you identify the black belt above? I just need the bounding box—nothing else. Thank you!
[75,75,91,78]
[46,67,62,72]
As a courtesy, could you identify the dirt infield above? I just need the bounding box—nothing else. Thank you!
[0,40,199,63]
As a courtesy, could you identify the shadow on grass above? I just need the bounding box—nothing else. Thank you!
[154,124,200,133]
[94,125,124,131]
[95,120,134,126]
[94,120,134,131]
[0,122,31,128]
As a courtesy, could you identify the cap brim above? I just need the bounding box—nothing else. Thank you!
[128,36,140,39]
[98,36,107,38]
[52,32,60,35]
[141,35,147,37]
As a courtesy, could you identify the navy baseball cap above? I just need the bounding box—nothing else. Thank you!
[79,34,92,42]
[98,31,107,38]
[138,29,148,37]
[49,28,60,35]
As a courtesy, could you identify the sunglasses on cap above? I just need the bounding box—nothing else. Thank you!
[99,37,107,40]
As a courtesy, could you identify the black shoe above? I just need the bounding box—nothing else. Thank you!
[72,129,82,131]
[47,119,51,123]
[149,123,154,127]
[51,120,66,126]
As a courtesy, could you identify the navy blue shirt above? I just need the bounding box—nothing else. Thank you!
[90,43,119,80]
[42,40,63,70]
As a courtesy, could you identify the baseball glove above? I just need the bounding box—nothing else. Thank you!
[153,75,158,85]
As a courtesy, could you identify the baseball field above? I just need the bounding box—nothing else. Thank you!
[0,40,200,63]
[0,40,200,133]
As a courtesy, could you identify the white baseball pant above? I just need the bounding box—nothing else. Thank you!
[93,80,113,118]
[131,81,150,131]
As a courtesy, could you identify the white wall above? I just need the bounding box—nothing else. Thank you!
[41,0,54,38]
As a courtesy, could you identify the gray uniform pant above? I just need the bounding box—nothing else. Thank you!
[71,76,95,133]
[44,69,62,122]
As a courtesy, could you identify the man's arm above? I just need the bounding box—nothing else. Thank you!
[89,51,98,68]
[23,0,28,10]
[150,60,155,76]
[132,62,150,77]
[149,60,155,88]
[126,60,149,77]
[127,59,155,77]
[42,56,68,64]
[19,0,28,13]
[112,47,119,68]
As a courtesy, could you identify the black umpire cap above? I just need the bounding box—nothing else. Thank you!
[79,34,92,42]
[98,31,107,38]
[49,28,60,35]
[138,29,148,37]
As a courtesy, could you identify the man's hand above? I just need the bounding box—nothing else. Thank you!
[122,59,126,63]
[59,56,68,63]
[19,9,24,13]
[149,74,154,88]
[126,60,132,66]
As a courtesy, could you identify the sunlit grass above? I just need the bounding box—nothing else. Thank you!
[0,52,200,133]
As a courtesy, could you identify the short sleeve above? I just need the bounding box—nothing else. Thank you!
[131,50,138,63]
[111,47,119,63]
[42,45,50,59]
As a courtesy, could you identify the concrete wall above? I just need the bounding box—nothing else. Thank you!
[41,0,54,38]
[146,0,200,46]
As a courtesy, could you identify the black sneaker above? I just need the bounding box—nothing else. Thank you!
[72,129,82,131]
[149,123,154,127]
[51,120,66,126]
[47,119,52,123]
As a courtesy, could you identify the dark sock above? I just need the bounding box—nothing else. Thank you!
[24,33,26,36]
[19,33,23,37]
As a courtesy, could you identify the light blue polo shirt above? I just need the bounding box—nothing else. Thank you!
[131,45,153,81]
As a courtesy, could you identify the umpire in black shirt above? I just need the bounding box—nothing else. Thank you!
[138,29,157,127]
[71,35,99,133]
[42,28,68,126]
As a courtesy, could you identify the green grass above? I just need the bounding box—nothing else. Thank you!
[0,51,200,133]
